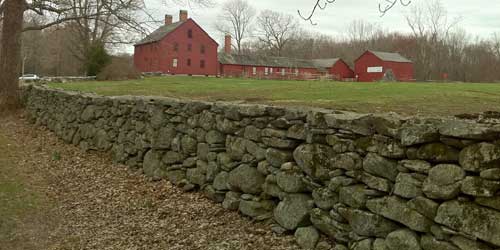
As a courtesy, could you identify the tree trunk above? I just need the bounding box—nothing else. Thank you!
[0,0,25,112]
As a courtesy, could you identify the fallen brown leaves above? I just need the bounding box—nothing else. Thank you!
[0,113,300,250]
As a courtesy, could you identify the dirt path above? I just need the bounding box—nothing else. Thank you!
[0,113,300,250]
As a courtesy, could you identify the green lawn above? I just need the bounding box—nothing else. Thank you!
[48,76,500,116]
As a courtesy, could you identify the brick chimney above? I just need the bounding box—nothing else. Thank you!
[224,34,232,54]
[179,10,188,22]
[165,14,173,25]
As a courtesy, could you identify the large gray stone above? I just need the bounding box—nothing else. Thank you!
[460,176,500,197]
[480,168,500,180]
[420,234,459,250]
[359,172,393,193]
[366,196,433,233]
[266,148,293,167]
[407,197,439,220]
[293,144,334,180]
[435,200,500,247]
[310,208,351,241]
[143,150,167,180]
[363,153,399,181]
[385,229,422,250]
[324,113,375,136]
[206,130,225,144]
[294,226,320,250]
[228,164,265,194]
[400,122,440,146]
[337,207,400,238]
[339,185,367,209]
[151,126,176,149]
[222,191,240,210]
[352,239,374,250]
[239,200,274,220]
[276,170,307,193]
[450,235,493,250]
[475,196,500,211]
[213,171,230,191]
[227,136,247,160]
[422,164,464,200]
[312,187,338,210]
[274,194,313,230]
[331,152,363,171]
[399,160,432,174]
[459,143,500,172]
[186,166,206,186]
[439,120,499,140]
[181,135,197,154]
[417,143,459,163]
[394,173,423,199]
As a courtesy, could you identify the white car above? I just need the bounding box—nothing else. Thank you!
[19,74,40,81]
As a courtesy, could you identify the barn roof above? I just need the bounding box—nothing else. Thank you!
[134,21,186,46]
[368,50,412,63]
[219,53,341,69]
[311,58,340,68]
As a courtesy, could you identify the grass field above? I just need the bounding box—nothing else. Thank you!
[48,76,500,116]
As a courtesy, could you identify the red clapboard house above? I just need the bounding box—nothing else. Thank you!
[354,50,414,82]
[133,10,219,76]
[218,35,354,80]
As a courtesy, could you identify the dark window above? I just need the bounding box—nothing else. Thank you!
[174,43,179,52]
[188,44,192,51]
[187,59,191,66]
[200,60,205,68]
[188,29,193,38]
[201,45,205,54]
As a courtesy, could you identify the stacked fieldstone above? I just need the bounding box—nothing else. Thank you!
[22,85,500,250]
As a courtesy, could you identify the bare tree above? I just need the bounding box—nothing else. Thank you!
[215,0,255,54]
[256,10,299,56]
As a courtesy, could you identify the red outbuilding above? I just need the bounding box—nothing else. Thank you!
[354,50,414,82]
[218,35,354,81]
[133,10,219,76]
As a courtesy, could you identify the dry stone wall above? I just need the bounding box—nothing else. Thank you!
[22,85,500,250]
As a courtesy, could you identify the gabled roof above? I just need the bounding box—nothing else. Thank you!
[367,50,412,63]
[311,58,340,68]
[135,21,186,46]
[219,53,343,70]
[134,19,218,46]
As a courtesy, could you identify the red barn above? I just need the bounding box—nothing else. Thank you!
[354,50,414,82]
[134,10,218,76]
[219,36,354,81]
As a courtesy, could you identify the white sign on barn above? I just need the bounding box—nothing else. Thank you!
[367,66,383,73]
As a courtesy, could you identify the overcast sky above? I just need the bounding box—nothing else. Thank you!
[132,0,500,51]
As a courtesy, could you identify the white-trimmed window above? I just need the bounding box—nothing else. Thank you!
[265,67,269,75]
[270,68,273,74]
[295,68,299,76]
[252,67,257,75]
[173,58,178,68]
[281,68,286,76]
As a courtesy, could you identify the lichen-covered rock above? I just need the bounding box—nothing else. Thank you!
[287,124,306,140]
[293,144,334,180]
[337,207,400,238]
[339,185,367,209]
[266,148,293,167]
[460,176,500,197]
[422,164,465,200]
[222,191,240,210]
[450,235,493,250]
[359,172,393,193]
[143,150,167,180]
[407,197,439,220]
[276,170,307,193]
[400,121,440,146]
[227,136,247,160]
[294,226,320,250]
[475,196,500,211]
[312,187,338,210]
[228,164,265,194]
[331,152,363,171]
[239,200,274,220]
[162,151,184,164]
[213,171,230,191]
[394,173,423,199]
[362,135,406,159]
[366,196,433,233]
[399,160,432,174]
[352,239,374,250]
[439,120,499,140]
[385,229,422,250]
[420,234,460,250]
[151,125,176,149]
[373,238,388,250]
[435,200,500,246]
[186,166,206,186]
[206,130,225,144]
[181,135,197,155]
[310,208,351,241]
[480,168,500,180]
[363,153,399,181]
[274,194,314,230]
[166,170,186,185]
[459,143,500,172]
[417,143,459,163]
